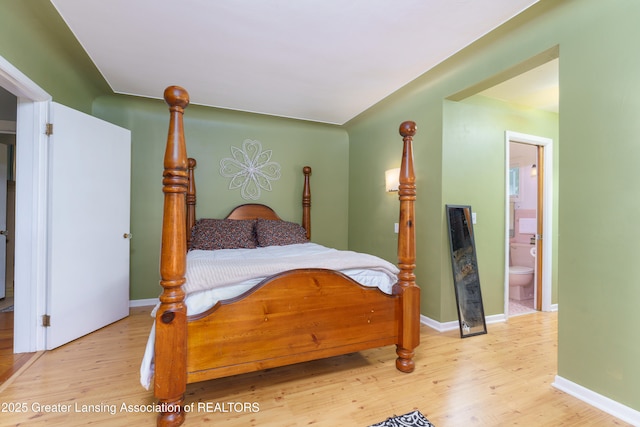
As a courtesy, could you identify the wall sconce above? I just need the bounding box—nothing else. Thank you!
[530,164,537,177]
[385,168,400,192]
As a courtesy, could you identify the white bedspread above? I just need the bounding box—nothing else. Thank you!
[140,243,399,389]
[184,243,399,294]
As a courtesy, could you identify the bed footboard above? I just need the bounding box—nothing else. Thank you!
[186,269,400,383]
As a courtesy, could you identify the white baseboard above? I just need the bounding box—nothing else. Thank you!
[420,314,459,332]
[420,313,506,333]
[486,313,507,324]
[419,305,565,333]
[129,298,158,308]
[553,375,640,425]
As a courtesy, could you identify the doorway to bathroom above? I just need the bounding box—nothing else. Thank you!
[505,131,553,317]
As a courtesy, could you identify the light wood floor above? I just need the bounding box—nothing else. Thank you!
[0,311,37,385]
[0,307,631,426]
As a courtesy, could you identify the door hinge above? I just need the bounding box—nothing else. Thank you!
[42,314,51,327]
[45,123,53,136]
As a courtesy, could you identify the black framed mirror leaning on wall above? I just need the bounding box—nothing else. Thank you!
[446,205,487,338]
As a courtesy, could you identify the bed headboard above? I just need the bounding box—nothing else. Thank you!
[225,204,282,220]
[185,156,312,247]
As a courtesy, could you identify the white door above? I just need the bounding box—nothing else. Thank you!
[46,102,131,350]
[0,144,6,300]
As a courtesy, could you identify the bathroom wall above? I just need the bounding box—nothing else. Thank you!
[510,144,538,244]
[512,209,536,244]
[513,166,538,210]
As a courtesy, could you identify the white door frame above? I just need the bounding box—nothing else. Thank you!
[0,144,8,300]
[0,54,51,352]
[504,131,553,315]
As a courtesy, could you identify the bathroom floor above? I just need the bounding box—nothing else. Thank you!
[509,298,535,316]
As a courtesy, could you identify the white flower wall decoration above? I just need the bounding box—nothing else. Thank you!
[219,139,281,200]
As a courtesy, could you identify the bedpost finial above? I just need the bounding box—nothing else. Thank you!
[399,121,417,138]
[164,86,190,109]
[303,166,312,175]
[188,158,197,168]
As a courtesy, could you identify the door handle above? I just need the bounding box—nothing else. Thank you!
[123,233,133,239]
[0,230,7,236]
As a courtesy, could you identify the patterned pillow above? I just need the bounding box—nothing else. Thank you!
[255,218,309,247]
[190,219,257,250]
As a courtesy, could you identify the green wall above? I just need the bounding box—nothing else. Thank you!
[440,95,559,320]
[556,0,640,409]
[0,0,111,113]
[92,95,349,300]
[347,0,640,413]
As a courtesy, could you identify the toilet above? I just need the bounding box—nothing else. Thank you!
[509,243,535,300]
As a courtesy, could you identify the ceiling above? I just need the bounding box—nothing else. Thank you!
[480,58,558,114]
[49,0,545,125]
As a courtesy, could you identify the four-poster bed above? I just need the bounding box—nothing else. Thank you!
[150,86,420,426]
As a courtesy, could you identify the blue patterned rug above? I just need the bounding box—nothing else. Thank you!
[369,410,434,427]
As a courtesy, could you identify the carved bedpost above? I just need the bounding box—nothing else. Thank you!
[186,158,197,250]
[302,166,312,240]
[155,86,189,427]
[394,120,420,373]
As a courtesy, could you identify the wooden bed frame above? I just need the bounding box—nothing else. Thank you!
[154,86,420,426]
